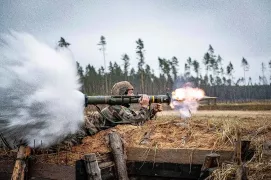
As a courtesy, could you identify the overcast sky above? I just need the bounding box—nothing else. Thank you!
[1,0,271,83]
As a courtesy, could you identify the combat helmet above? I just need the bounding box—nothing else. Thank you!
[111,81,134,95]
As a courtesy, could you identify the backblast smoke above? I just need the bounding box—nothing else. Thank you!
[0,31,85,148]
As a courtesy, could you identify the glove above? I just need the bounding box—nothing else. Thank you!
[139,94,150,108]
[154,103,163,112]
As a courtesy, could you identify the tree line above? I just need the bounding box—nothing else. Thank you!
[58,36,271,101]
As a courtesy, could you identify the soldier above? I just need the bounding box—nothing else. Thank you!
[85,81,163,135]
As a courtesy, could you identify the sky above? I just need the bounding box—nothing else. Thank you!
[1,0,271,83]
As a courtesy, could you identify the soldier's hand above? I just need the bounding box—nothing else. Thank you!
[154,103,163,112]
[139,94,149,108]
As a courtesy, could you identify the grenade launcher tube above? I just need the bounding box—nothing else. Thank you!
[84,94,171,107]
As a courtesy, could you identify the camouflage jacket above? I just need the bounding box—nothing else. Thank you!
[85,105,156,135]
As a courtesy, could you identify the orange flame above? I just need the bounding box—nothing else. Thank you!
[172,87,205,101]
[170,87,205,109]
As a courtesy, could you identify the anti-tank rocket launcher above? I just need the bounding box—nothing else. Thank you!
[84,93,216,107]
[84,93,171,107]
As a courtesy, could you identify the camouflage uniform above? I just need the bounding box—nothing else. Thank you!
[85,81,157,135]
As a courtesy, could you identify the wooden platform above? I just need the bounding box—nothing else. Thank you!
[0,147,234,179]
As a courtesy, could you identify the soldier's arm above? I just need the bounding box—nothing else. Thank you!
[116,94,153,123]
[105,95,157,124]
[113,106,151,124]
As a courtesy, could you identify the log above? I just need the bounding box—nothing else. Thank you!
[201,153,220,171]
[199,153,220,179]
[109,132,129,180]
[11,146,31,180]
[235,164,248,180]
[234,129,241,165]
[234,130,248,180]
[84,153,102,180]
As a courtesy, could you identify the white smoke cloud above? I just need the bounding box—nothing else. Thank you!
[0,31,85,147]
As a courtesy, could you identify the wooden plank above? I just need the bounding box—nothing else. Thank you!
[0,160,14,180]
[0,153,114,180]
[26,156,114,180]
[94,152,113,164]
[28,162,75,180]
[127,147,234,164]
[0,160,15,173]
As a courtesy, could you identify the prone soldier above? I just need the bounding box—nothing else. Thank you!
[85,81,163,135]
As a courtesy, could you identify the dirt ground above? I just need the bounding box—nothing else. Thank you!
[159,110,271,118]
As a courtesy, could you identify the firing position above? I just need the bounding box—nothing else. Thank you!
[85,81,163,135]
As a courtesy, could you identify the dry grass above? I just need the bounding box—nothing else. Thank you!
[204,113,271,180]
[30,110,271,168]
[2,109,270,179]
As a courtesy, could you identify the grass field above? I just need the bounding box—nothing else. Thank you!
[198,104,271,111]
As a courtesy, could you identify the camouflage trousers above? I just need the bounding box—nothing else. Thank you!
[84,111,105,135]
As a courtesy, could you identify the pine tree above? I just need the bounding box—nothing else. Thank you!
[203,52,211,78]
[216,55,223,74]
[187,57,192,75]
[76,61,84,91]
[85,64,98,94]
[130,68,136,85]
[170,56,179,81]
[136,38,145,92]
[248,77,252,85]
[208,45,217,77]
[121,54,130,81]
[226,62,234,86]
[158,58,172,90]
[58,37,71,48]
[192,60,200,78]
[98,36,108,93]
[144,65,152,93]
[241,57,249,85]
[261,62,267,85]
[215,76,222,86]
[191,60,200,86]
